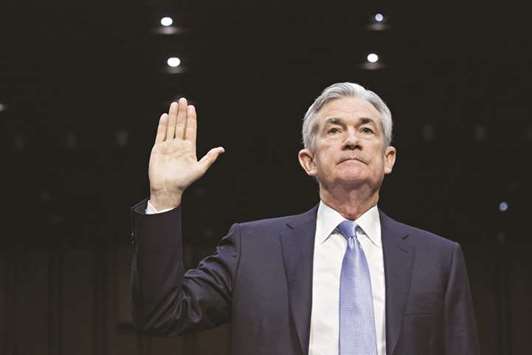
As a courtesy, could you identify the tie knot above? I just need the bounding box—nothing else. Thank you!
[337,220,358,240]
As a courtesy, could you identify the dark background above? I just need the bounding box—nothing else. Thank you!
[1,0,530,354]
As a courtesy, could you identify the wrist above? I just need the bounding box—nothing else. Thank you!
[149,190,182,211]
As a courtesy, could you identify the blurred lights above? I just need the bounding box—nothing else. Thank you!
[167,57,181,68]
[422,124,435,141]
[0,103,6,112]
[115,130,129,147]
[499,201,509,212]
[40,190,52,202]
[361,52,384,70]
[14,135,25,151]
[155,16,181,35]
[474,125,487,141]
[367,53,379,63]
[160,17,173,27]
[368,11,388,31]
[66,131,77,149]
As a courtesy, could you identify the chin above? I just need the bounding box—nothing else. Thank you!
[334,174,369,187]
[336,167,367,180]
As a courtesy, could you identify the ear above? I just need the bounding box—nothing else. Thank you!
[383,145,397,174]
[298,148,318,177]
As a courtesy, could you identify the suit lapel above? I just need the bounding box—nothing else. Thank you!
[279,207,414,355]
[380,211,415,355]
[280,206,318,355]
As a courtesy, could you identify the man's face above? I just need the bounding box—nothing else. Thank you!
[298,96,396,191]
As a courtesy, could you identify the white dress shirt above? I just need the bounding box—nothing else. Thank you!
[309,201,386,355]
[146,200,386,354]
[146,200,172,214]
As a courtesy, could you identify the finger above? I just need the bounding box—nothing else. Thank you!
[175,97,188,139]
[166,101,178,139]
[155,113,168,144]
[198,147,225,173]
[185,104,197,145]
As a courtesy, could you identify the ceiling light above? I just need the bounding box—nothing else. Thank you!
[367,53,379,63]
[160,17,173,27]
[167,57,181,68]
[498,201,509,212]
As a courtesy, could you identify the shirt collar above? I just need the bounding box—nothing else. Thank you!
[316,200,382,247]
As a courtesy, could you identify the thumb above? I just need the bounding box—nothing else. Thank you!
[198,146,225,173]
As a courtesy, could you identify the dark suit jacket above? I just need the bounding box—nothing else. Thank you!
[130,200,479,355]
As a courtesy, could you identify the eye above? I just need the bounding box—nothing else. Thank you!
[327,127,341,134]
[361,126,374,134]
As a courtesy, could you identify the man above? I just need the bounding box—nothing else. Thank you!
[130,82,479,355]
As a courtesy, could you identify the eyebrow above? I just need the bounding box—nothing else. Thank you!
[359,117,377,126]
[324,117,344,126]
[323,116,377,126]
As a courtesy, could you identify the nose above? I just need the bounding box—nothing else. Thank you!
[342,128,360,150]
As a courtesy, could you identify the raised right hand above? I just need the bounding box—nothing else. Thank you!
[148,98,224,210]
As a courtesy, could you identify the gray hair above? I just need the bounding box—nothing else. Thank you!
[302,82,393,149]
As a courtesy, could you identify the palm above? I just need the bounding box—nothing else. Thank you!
[148,98,224,208]
[149,140,198,192]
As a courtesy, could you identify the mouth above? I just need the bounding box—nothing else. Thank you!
[338,157,367,165]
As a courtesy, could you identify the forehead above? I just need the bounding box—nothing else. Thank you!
[316,96,382,125]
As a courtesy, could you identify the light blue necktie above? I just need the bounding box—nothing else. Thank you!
[337,220,377,355]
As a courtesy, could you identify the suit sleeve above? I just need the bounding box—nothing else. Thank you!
[130,199,240,336]
[443,242,480,355]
